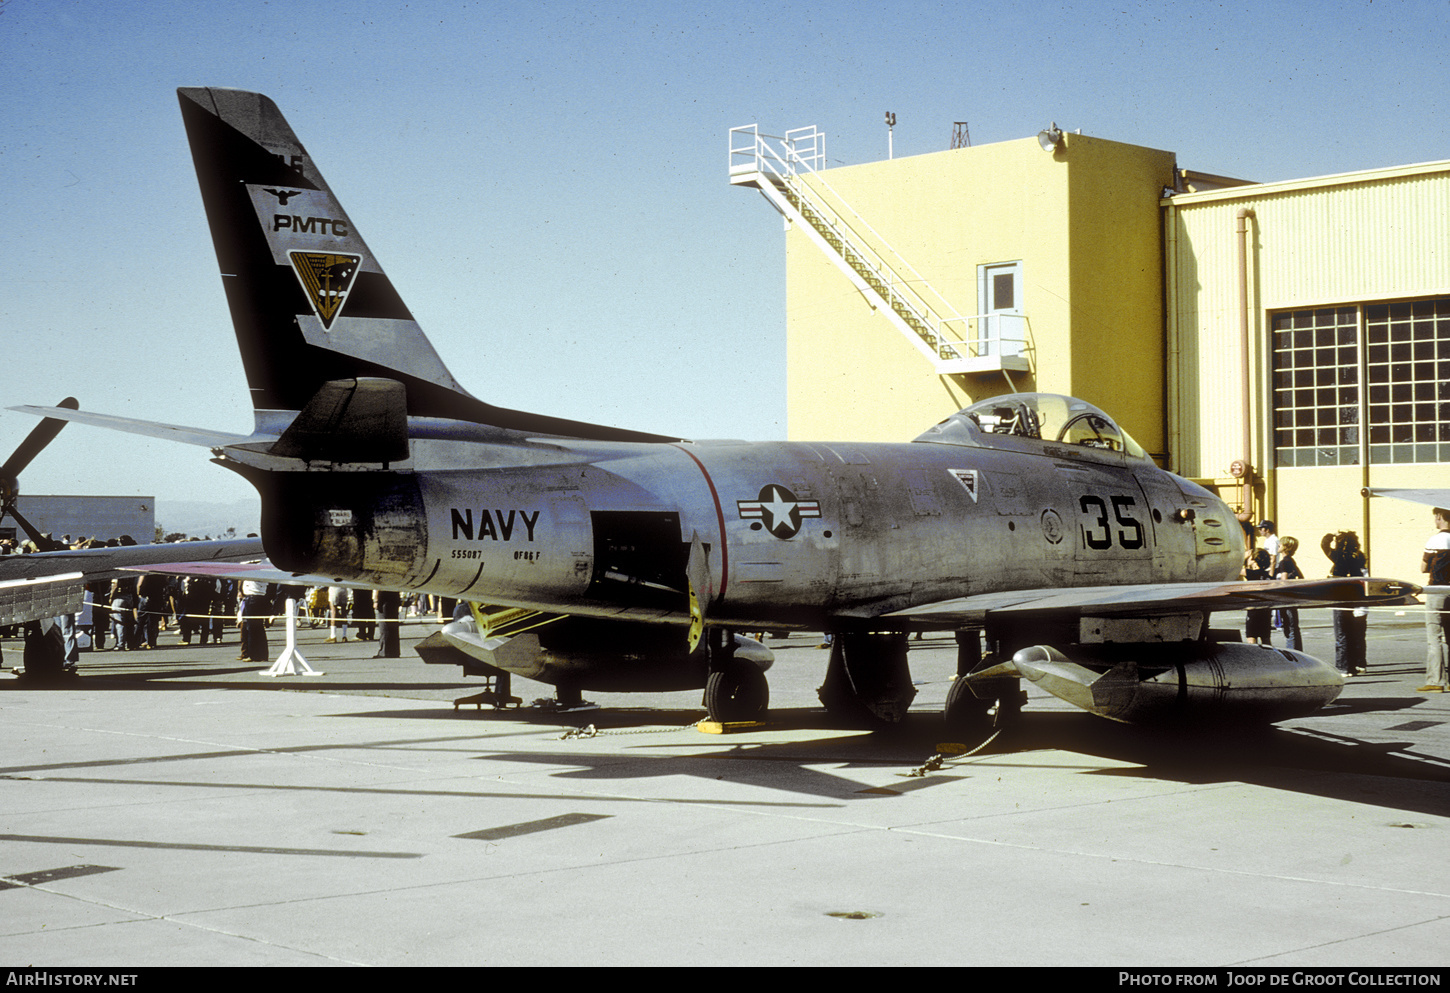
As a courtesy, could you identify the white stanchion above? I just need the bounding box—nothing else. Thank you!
[261,598,324,677]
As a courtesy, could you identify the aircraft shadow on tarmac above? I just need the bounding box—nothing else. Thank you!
[325,698,1450,816]
[987,709,1450,820]
[9,658,1448,817]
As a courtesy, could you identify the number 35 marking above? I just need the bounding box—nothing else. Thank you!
[1079,494,1145,550]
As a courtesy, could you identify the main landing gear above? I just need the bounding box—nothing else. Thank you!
[695,626,1026,737]
[943,675,1023,740]
[943,631,1025,743]
[817,632,917,727]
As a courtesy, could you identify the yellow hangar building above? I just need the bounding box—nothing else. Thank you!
[730,124,1450,578]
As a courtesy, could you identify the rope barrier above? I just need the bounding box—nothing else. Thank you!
[78,609,447,624]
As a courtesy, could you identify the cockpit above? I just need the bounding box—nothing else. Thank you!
[913,393,1151,462]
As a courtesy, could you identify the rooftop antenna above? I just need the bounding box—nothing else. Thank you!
[885,111,896,159]
[952,122,971,149]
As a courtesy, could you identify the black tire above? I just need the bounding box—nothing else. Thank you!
[944,676,1020,740]
[704,663,769,722]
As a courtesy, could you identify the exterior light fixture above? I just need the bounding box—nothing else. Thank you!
[1037,122,1063,152]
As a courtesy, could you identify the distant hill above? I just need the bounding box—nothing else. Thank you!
[155,498,261,540]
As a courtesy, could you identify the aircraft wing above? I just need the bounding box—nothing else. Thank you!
[1361,487,1450,508]
[880,577,1421,629]
[0,538,264,627]
[121,559,387,593]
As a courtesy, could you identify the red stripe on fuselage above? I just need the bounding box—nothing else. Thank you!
[671,444,728,604]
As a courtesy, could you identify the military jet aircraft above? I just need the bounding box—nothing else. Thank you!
[11,88,1420,733]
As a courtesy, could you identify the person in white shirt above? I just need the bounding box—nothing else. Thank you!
[1256,520,1281,570]
[1420,508,1450,692]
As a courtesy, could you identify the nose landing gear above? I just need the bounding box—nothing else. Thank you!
[703,660,770,723]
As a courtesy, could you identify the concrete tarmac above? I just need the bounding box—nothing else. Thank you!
[1,609,1448,968]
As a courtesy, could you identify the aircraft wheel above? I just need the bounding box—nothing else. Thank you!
[704,663,769,723]
[944,676,1020,741]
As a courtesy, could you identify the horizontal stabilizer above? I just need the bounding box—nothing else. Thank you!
[7,404,249,449]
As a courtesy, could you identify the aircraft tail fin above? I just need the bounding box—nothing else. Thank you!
[177,87,675,443]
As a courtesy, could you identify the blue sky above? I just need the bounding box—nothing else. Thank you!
[2,0,1447,515]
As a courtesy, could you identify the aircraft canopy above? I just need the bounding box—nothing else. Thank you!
[914,393,1152,462]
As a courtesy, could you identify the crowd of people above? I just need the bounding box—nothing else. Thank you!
[0,533,459,674]
[7,511,1450,690]
[1240,509,1450,693]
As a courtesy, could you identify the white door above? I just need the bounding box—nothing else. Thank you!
[978,261,1024,357]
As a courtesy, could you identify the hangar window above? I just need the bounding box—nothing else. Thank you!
[1365,299,1450,464]
[1272,297,1450,467]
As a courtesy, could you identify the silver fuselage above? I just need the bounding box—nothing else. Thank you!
[247,419,1244,630]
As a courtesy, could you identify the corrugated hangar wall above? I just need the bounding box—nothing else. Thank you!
[1165,158,1450,568]
[1166,161,1450,574]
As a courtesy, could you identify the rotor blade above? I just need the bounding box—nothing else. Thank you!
[7,502,53,550]
[2,397,79,480]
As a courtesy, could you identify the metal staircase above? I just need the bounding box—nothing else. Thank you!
[729,125,1029,377]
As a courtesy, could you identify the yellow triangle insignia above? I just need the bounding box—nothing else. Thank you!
[289,251,361,329]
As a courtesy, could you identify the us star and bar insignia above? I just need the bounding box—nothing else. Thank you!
[289,251,361,329]
[738,484,821,540]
